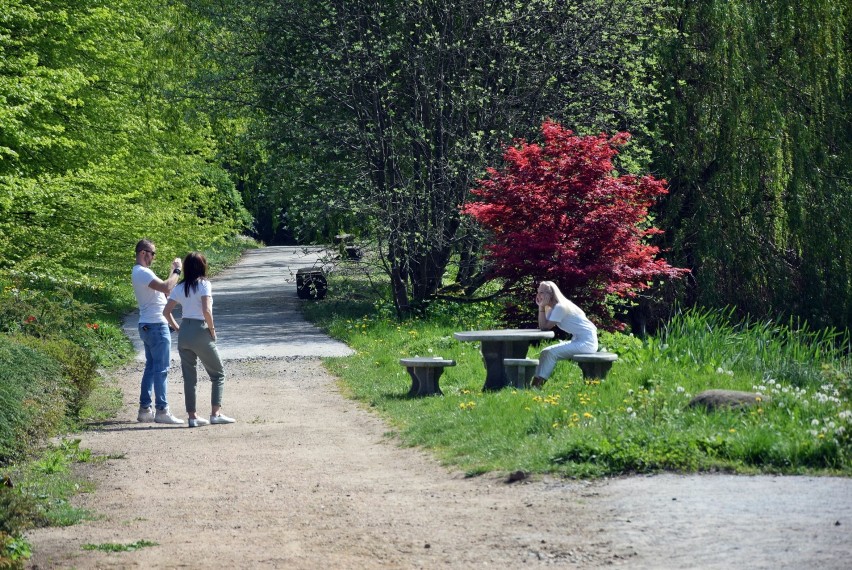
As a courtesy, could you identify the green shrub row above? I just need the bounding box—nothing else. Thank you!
[0,337,68,464]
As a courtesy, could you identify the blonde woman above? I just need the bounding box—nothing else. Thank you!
[532,281,598,388]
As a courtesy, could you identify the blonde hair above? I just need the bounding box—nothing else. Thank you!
[539,281,580,316]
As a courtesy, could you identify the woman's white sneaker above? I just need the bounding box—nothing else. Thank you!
[210,414,236,425]
[188,417,210,428]
[154,407,184,425]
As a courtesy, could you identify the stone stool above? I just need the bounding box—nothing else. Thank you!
[503,358,540,389]
[568,352,618,380]
[399,357,456,397]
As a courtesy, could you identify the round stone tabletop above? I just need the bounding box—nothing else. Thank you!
[453,329,555,342]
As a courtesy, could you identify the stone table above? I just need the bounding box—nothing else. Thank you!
[454,329,554,391]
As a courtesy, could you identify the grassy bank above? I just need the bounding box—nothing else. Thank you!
[304,269,852,478]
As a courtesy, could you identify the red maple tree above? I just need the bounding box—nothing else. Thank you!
[463,120,687,329]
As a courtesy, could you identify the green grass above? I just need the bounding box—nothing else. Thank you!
[82,540,158,553]
[0,437,101,567]
[304,270,852,478]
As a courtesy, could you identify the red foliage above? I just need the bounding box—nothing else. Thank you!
[463,120,688,328]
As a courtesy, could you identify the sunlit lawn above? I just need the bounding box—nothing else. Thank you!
[304,267,852,478]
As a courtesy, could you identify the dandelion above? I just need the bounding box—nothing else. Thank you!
[811,419,820,426]
[583,412,593,419]
[626,407,633,414]
[676,386,685,394]
[729,428,736,433]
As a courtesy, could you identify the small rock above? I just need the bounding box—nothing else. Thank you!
[688,389,768,411]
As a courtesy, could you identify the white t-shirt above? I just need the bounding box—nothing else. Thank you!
[132,265,167,324]
[168,279,212,321]
[547,301,597,344]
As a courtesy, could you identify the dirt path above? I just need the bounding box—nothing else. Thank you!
[26,248,852,569]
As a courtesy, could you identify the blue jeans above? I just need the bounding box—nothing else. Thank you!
[139,322,171,410]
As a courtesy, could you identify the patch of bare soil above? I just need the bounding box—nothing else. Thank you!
[26,357,852,569]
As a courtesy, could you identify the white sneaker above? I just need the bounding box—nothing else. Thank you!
[210,414,236,425]
[154,407,184,425]
[137,406,155,423]
[188,417,210,428]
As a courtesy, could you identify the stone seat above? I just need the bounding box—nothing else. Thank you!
[399,357,456,397]
[503,358,539,389]
[568,352,618,380]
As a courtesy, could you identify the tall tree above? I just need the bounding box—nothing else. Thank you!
[464,121,687,329]
[256,0,666,316]
[654,0,851,329]
[0,0,249,283]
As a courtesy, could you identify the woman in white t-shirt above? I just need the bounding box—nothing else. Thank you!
[163,252,236,428]
[531,280,598,388]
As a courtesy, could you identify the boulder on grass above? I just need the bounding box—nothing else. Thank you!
[688,389,768,411]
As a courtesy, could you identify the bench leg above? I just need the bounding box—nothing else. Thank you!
[577,361,614,381]
[504,365,537,389]
[406,367,444,397]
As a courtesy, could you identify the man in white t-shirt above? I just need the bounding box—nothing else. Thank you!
[131,239,184,424]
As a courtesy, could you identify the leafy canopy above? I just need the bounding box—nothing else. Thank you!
[464,120,687,328]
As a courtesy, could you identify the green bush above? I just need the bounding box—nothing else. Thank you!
[14,336,98,418]
[0,336,68,464]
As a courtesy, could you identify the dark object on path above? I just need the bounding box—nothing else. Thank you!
[344,245,363,260]
[507,470,529,483]
[296,268,327,300]
[688,389,768,411]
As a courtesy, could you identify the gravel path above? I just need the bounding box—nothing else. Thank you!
[26,247,852,569]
